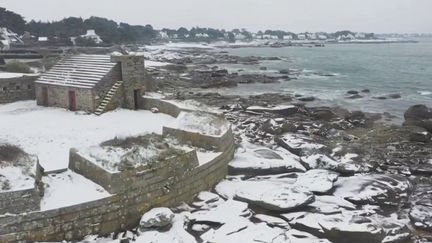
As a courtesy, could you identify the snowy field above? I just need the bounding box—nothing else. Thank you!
[0,101,176,171]
[41,170,111,211]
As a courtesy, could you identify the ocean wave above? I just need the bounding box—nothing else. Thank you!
[418,91,432,96]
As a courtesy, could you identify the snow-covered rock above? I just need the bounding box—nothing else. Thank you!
[228,147,305,176]
[294,169,339,194]
[333,174,412,206]
[233,180,315,211]
[409,205,432,231]
[139,207,175,229]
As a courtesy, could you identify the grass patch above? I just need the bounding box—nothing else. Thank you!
[5,60,32,73]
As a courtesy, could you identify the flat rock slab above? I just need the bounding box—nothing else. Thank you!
[228,148,305,176]
[233,180,315,212]
[409,204,432,231]
[294,169,339,194]
[333,174,412,206]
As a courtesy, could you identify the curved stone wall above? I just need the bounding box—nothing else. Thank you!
[0,97,235,242]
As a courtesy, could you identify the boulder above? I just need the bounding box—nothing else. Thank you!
[333,174,412,206]
[410,164,432,176]
[404,105,432,133]
[404,104,432,120]
[253,149,283,160]
[298,96,316,102]
[388,93,401,99]
[139,207,175,229]
[361,89,370,93]
[312,109,336,121]
[347,90,359,95]
[409,205,432,231]
[408,127,432,143]
[294,169,339,194]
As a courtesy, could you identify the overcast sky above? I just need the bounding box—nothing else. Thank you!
[2,0,431,33]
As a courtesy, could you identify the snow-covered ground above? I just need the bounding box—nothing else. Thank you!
[41,170,110,211]
[0,72,38,79]
[0,101,176,171]
[171,111,230,137]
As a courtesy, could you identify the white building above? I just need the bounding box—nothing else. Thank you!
[317,34,327,40]
[0,28,23,49]
[297,34,306,40]
[283,35,293,40]
[80,29,103,44]
[38,37,48,42]
[195,33,209,38]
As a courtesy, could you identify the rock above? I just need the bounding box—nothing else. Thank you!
[347,90,359,95]
[281,122,298,133]
[294,169,339,194]
[333,174,412,206]
[280,69,290,74]
[361,89,370,93]
[346,94,363,99]
[312,109,336,121]
[259,67,267,70]
[233,181,315,212]
[410,164,432,176]
[409,205,432,231]
[228,148,305,176]
[320,214,386,243]
[404,105,432,132]
[247,105,299,116]
[298,96,316,102]
[345,110,365,121]
[388,93,401,99]
[259,119,283,135]
[139,207,175,229]
[253,149,284,160]
[150,107,159,113]
[404,104,432,120]
[408,127,432,143]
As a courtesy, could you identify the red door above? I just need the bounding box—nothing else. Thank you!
[42,87,48,106]
[68,90,77,111]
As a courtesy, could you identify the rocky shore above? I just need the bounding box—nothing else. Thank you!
[81,44,432,243]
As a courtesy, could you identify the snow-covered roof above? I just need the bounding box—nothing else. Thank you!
[35,54,116,89]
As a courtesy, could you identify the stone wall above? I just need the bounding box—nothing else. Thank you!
[0,134,234,242]
[35,84,95,112]
[111,55,146,110]
[69,149,199,194]
[0,75,37,103]
[0,98,235,242]
[138,96,182,117]
[0,161,44,215]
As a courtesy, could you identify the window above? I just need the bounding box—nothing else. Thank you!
[27,85,32,90]
[16,85,20,90]
[2,87,7,91]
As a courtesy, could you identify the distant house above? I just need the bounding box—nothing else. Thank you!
[195,33,209,38]
[0,27,23,49]
[234,33,247,40]
[317,34,327,40]
[80,29,103,44]
[283,35,293,40]
[38,37,48,42]
[297,34,306,40]
[35,54,146,114]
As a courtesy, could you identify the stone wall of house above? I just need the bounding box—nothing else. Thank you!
[111,55,146,109]
[0,99,235,242]
[35,84,94,112]
[0,161,44,215]
[0,76,37,103]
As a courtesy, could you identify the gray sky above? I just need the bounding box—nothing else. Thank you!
[2,0,431,33]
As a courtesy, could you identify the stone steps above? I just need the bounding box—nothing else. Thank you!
[94,81,123,116]
[36,54,116,88]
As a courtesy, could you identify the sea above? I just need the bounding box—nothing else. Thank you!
[210,39,432,123]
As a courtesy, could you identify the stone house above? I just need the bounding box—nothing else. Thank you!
[35,54,146,114]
